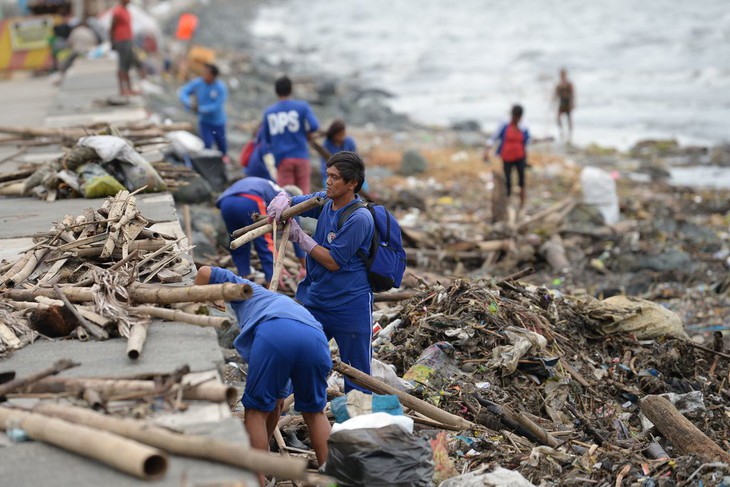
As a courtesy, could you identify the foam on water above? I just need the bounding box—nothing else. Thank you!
[250,0,730,149]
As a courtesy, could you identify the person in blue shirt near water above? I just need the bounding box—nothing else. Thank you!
[261,76,320,194]
[267,151,374,393]
[216,177,306,285]
[194,265,331,474]
[179,63,230,162]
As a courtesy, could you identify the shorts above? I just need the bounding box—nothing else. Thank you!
[241,318,331,413]
[114,40,141,73]
[277,157,311,194]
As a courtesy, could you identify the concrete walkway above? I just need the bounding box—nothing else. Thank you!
[0,60,257,486]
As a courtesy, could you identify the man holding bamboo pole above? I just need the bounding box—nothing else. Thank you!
[194,266,331,469]
[267,151,374,393]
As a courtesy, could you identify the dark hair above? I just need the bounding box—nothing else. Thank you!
[205,63,219,78]
[326,151,365,193]
[326,119,346,140]
[275,76,292,97]
[511,104,524,119]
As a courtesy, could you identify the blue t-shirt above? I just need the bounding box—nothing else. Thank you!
[292,193,374,310]
[208,266,323,361]
[245,129,274,181]
[179,78,228,126]
[215,177,281,207]
[262,99,320,163]
[490,122,530,158]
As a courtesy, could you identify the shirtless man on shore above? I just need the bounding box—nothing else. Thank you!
[554,68,574,141]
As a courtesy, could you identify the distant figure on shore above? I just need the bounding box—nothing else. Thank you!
[60,21,99,75]
[178,63,230,163]
[261,76,320,193]
[484,105,530,210]
[554,68,575,140]
[110,0,145,95]
[320,120,357,186]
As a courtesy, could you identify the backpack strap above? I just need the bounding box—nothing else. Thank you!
[336,200,367,231]
[336,200,373,264]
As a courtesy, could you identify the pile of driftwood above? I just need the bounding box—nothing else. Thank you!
[0,360,316,483]
[0,190,249,359]
[365,276,730,485]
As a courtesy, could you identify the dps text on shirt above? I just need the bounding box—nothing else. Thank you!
[262,99,319,163]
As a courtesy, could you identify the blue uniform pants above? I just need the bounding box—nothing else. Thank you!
[199,121,227,155]
[307,293,373,393]
[219,195,275,281]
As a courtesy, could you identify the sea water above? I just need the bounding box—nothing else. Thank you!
[250,0,730,151]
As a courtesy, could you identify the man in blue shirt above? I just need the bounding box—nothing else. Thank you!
[268,151,374,393]
[216,177,305,285]
[194,265,331,470]
[179,63,229,162]
[261,76,320,194]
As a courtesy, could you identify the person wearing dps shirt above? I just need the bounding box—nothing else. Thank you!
[261,76,320,193]
[267,151,374,393]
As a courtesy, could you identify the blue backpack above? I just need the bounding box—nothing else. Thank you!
[338,201,407,292]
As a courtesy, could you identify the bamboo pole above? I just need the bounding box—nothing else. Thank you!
[0,359,79,397]
[5,248,50,288]
[5,282,253,304]
[0,408,168,480]
[640,395,730,463]
[132,306,229,328]
[230,196,326,240]
[33,403,308,480]
[332,360,474,430]
[27,378,237,403]
[126,323,150,360]
[269,223,291,291]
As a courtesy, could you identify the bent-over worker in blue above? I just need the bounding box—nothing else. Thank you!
[216,177,305,285]
[267,151,374,393]
[195,265,331,472]
[179,63,229,159]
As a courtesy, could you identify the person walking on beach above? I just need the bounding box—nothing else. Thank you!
[110,0,144,95]
[178,63,230,162]
[554,68,575,140]
[261,76,320,193]
[484,104,530,210]
[267,152,374,393]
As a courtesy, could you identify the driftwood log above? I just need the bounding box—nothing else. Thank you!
[333,359,473,430]
[131,306,229,328]
[32,403,309,480]
[4,283,252,304]
[230,196,326,240]
[24,377,236,403]
[0,359,79,397]
[0,407,168,480]
[640,395,730,463]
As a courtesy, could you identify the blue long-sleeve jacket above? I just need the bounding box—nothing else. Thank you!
[179,78,228,125]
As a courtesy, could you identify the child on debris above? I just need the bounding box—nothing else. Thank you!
[484,104,530,210]
[216,177,306,284]
[194,265,331,474]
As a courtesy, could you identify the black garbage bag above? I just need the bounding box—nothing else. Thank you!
[324,424,434,487]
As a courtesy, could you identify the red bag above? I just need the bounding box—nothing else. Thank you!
[501,124,525,162]
[239,140,255,167]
